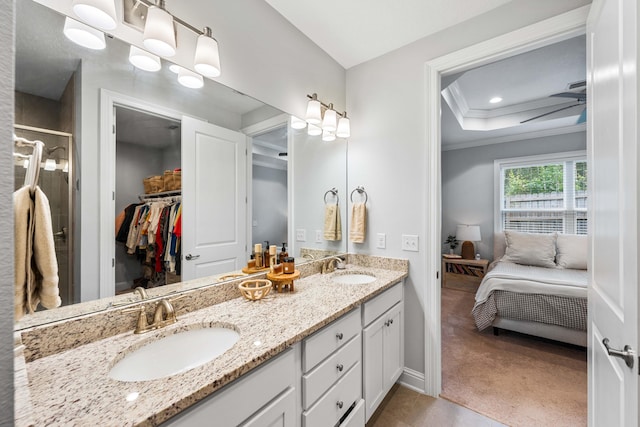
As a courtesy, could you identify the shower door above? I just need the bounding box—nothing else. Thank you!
[13,124,74,306]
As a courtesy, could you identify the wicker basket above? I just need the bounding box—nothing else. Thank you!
[143,175,164,194]
[163,169,182,191]
[173,169,181,191]
[238,279,272,301]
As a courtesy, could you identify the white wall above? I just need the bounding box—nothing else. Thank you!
[0,2,14,423]
[252,165,288,246]
[346,0,591,387]
[442,132,587,261]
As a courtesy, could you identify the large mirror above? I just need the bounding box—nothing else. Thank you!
[14,0,348,329]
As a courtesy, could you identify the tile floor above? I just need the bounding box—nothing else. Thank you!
[366,384,506,427]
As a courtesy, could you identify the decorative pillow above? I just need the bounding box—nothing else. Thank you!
[556,234,588,270]
[501,230,557,268]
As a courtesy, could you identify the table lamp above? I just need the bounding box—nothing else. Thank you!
[456,224,481,260]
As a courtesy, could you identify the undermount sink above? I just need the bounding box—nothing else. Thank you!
[332,273,377,285]
[109,327,240,382]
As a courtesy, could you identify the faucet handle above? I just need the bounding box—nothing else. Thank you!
[123,304,150,334]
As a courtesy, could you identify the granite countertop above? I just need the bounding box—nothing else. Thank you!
[21,263,407,426]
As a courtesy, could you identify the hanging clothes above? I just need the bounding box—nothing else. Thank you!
[14,186,61,320]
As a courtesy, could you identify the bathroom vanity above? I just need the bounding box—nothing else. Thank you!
[15,255,408,426]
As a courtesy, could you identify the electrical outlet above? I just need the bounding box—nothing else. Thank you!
[401,234,419,252]
[296,229,306,242]
[315,230,323,243]
[377,233,386,249]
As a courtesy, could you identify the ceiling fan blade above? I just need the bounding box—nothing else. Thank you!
[550,91,586,101]
[520,103,581,124]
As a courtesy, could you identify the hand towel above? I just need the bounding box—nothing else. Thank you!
[349,203,367,243]
[323,203,342,241]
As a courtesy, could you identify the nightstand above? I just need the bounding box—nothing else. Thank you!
[441,257,489,293]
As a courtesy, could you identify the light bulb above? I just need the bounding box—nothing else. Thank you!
[290,116,307,130]
[177,68,204,89]
[322,107,337,132]
[194,27,221,78]
[307,123,322,136]
[63,17,106,50]
[305,98,322,125]
[128,46,161,72]
[72,0,117,31]
[143,5,176,57]
[336,115,350,138]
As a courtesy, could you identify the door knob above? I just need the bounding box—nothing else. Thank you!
[336,363,344,372]
[336,332,343,340]
[603,338,635,368]
[185,254,200,261]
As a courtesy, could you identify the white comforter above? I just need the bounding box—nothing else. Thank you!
[474,261,588,306]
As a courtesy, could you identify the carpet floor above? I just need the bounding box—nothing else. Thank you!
[440,287,587,427]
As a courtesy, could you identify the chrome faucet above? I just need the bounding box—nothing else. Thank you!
[321,256,345,274]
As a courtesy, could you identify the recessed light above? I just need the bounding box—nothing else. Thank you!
[489,96,503,104]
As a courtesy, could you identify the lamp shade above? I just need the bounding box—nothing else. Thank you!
[290,116,307,130]
[177,68,204,89]
[322,129,336,142]
[307,123,322,136]
[128,46,161,72]
[72,0,117,31]
[305,98,322,125]
[456,225,481,242]
[194,28,221,78]
[322,107,337,132]
[63,17,106,50]
[336,115,350,138]
[143,5,176,57]
[44,159,57,171]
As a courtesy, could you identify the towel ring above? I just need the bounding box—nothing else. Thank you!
[350,186,368,204]
[324,188,339,205]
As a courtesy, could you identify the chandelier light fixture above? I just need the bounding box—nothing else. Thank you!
[297,93,350,139]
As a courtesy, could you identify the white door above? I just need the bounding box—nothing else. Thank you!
[181,116,247,280]
[587,0,639,425]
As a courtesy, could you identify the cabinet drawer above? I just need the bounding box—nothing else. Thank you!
[303,334,361,409]
[303,308,361,372]
[342,399,365,427]
[302,362,362,427]
[363,282,402,326]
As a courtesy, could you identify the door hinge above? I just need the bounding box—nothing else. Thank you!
[436,271,439,279]
[112,258,115,268]
[112,124,116,134]
[112,191,115,201]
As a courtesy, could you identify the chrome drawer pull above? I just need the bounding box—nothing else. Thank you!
[336,363,344,372]
[336,332,344,340]
[336,401,344,409]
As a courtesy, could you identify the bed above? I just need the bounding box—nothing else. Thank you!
[472,231,588,347]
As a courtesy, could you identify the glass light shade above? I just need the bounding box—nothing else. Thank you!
[177,68,204,89]
[62,161,69,173]
[169,64,181,74]
[322,129,336,142]
[72,0,117,31]
[322,108,337,132]
[456,224,481,241]
[305,99,322,125]
[44,159,57,171]
[128,46,161,72]
[194,32,221,78]
[307,123,322,136]
[23,159,29,169]
[290,116,307,130]
[63,17,106,50]
[336,116,350,138]
[143,5,176,57]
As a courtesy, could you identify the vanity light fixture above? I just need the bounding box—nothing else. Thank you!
[71,0,117,31]
[290,116,307,130]
[322,129,336,142]
[128,45,161,72]
[168,64,181,73]
[305,93,351,138]
[194,27,221,78]
[177,67,204,89]
[62,161,70,173]
[63,17,107,50]
[307,123,322,136]
[143,0,177,57]
[44,159,57,171]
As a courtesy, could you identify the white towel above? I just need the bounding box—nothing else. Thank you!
[14,186,61,320]
[324,204,342,241]
[349,203,367,243]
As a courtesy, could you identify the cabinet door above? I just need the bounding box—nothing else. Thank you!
[363,314,386,421]
[383,303,403,388]
[242,388,296,427]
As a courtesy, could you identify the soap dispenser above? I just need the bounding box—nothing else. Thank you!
[279,242,288,264]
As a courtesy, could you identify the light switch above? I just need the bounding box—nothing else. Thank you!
[401,234,419,252]
[377,233,386,249]
[315,230,323,243]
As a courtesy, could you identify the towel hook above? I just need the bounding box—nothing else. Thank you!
[324,188,339,205]
[350,186,368,204]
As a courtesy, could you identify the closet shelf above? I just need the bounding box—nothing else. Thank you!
[138,189,182,201]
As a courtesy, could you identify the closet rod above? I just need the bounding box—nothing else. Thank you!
[138,189,182,202]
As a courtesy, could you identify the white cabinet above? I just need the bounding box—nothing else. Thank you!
[362,282,404,421]
[162,347,296,426]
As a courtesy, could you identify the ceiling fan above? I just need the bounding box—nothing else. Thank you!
[520,80,587,124]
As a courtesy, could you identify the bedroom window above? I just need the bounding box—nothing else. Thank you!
[495,152,587,235]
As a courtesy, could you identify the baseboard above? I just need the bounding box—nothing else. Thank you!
[398,368,425,394]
